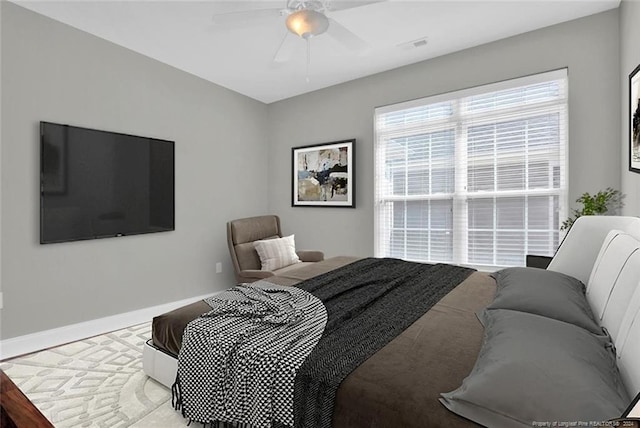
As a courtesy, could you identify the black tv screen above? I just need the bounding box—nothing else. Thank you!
[40,122,175,244]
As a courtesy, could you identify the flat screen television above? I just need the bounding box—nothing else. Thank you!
[40,121,175,244]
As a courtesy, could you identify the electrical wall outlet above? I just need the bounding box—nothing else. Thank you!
[0,292,3,310]
[215,262,222,274]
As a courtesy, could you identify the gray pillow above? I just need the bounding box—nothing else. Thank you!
[489,267,603,335]
[440,309,630,427]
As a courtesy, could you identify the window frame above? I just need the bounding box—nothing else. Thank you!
[374,69,568,270]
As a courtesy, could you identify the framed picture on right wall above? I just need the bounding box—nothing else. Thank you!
[630,63,640,173]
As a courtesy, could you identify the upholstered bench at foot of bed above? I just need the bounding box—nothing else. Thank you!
[143,256,361,388]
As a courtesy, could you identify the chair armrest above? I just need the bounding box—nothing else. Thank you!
[296,250,324,262]
[238,270,275,283]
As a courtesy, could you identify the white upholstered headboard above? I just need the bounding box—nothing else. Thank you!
[548,216,640,398]
[547,216,640,285]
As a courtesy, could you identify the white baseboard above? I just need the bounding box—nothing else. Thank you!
[0,292,219,360]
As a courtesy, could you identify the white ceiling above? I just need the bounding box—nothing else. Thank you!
[14,0,620,104]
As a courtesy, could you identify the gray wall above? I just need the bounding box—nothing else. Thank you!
[0,4,626,340]
[0,2,3,331]
[0,2,269,339]
[267,10,621,259]
[620,1,640,216]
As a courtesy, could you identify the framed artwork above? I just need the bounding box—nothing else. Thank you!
[630,63,640,173]
[292,139,355,208]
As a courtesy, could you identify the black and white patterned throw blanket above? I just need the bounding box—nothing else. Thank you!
[173,281,327,428]
[173,258,475,428]
[292,258,475,428]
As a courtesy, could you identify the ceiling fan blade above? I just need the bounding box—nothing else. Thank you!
[324,0,386,12]
[326,18,369,53]
[273,32,301,63]
[211,8,284,28]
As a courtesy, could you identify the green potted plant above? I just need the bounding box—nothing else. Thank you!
[561,187,624,231]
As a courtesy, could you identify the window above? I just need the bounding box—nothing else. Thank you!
[374,70,567,269]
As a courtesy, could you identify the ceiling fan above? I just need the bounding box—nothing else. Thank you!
[211,0,385,64]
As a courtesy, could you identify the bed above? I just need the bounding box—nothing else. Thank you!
[143,216,640,428]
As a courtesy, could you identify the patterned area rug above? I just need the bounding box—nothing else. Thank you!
[1,322,187,427]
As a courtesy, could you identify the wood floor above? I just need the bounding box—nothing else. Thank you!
[0,369,53,428]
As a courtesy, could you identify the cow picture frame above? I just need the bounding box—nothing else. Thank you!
[292,139,355,208]
[630,63,640,173]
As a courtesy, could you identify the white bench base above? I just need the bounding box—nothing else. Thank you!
[143,340,178,389]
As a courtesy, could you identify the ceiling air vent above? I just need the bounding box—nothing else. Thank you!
[397,37,429,50]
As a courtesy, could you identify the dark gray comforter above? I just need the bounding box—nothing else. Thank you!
[293,258,475,428]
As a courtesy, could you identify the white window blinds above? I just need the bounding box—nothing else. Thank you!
[374,70,568,269]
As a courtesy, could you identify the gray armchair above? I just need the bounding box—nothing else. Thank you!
[226,215,324,283]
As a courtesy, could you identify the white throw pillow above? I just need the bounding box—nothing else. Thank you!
[253,235,301,271]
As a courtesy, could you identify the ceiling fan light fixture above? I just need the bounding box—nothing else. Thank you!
[286,9,329,39]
